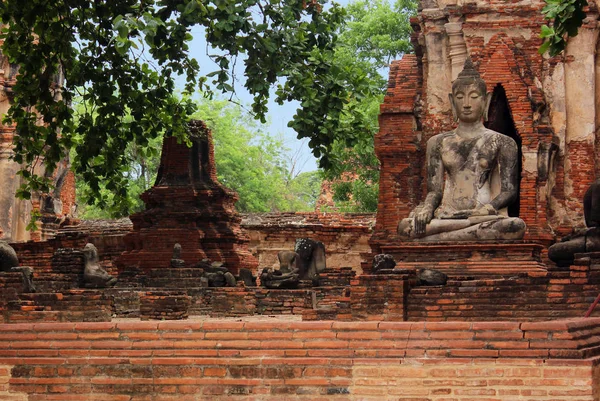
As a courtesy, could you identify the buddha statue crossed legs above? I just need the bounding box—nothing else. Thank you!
[398,58,526,241]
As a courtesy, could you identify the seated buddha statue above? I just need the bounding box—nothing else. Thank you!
[397,58,526,241]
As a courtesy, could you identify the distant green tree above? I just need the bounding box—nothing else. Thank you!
[77,98,322,218]
[325,0,417,212]
[194,98,322,213]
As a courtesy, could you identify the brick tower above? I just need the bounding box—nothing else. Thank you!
[116,120,258,275]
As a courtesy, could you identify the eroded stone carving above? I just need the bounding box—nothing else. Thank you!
[82,243,117,288]
[417,269,448,286]
[0,241,36,292]
[372,254,396,273]
[0,241,18,271]
[204,263,236,287]
[549,179,600,266]
[397,58,526,241]
[170,243,185,268]
[260,267,300,289]
[294,238,326,280]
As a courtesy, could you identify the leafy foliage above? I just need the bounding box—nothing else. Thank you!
[0,0,351,211]
[194,98,322,213]
[539,0,588,56]
[325,0,416,212]
[77,97,322,219]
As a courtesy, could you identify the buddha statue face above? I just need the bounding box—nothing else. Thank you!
[449,58,492,123]
[451,83,489,123]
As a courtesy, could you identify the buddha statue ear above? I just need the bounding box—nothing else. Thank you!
[449,93,458,122]
[483,91,493,122]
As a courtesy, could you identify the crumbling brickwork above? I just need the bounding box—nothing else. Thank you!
[373,0,600,253]
[1,319,600,400]
[116,121,258,275]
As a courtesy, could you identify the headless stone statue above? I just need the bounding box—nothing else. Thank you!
[294,238,326,280]
[0,241,19,271]
[170,243,185,268]
[82,243,117,288]
[397,58,526,241]
[0,241,36,292]
[548,179,600,266]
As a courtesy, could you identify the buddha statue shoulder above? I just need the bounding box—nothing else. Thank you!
[398,58,526,241]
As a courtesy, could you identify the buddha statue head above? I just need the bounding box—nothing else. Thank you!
[449,57,492,123]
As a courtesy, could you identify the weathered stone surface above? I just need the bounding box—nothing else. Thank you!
[417,268,448,286]
[277,250,299,273]
[82,243,117,288]
[371,0,592,253]
[397,58,525,242]
[294,238,326,280]
[260,267,300,289]
[0,241,18,271]
[0,41,76,242]
[372,254,396,273]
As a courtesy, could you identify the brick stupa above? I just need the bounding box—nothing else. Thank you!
[116,120,258,275]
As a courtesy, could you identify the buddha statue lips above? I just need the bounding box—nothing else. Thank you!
[397,57,526,242]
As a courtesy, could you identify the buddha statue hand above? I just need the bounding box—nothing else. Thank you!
[439,204,498,220]
[410,204,434,235]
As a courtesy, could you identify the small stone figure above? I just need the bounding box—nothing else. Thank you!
[397,57,525,241]
[15,266,36,293]
[417,269,448,286]
[549,179,600,266]
[0,241,19,272]
[372,254,396,273]
[203,263,236,287]
[0,241,36,292]
[170,243,185,268]
[82,243,117,288]
[294,238,326,280]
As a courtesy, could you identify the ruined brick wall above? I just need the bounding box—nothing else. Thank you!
[0,319,599,400]
[242,212,374,274]
[374,0,600,247]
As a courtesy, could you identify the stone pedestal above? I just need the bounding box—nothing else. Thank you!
[376,242,546,278]
[350,270,416,321]
[116,120,258,276]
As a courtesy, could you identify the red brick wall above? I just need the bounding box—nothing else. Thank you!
[372,2,589,246]
[0,319,599,400]
[242,213,374,274]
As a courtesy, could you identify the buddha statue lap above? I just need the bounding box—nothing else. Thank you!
[397,58,526,242]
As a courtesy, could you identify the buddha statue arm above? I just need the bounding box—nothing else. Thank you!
[412,136,444,234]
[488,136,519,212]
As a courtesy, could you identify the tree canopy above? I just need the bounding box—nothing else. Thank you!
[0,0,370,211]
[77,97,322,219]
[324,0,416,212]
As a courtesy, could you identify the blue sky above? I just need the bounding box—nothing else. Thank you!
[184,0,353,174]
